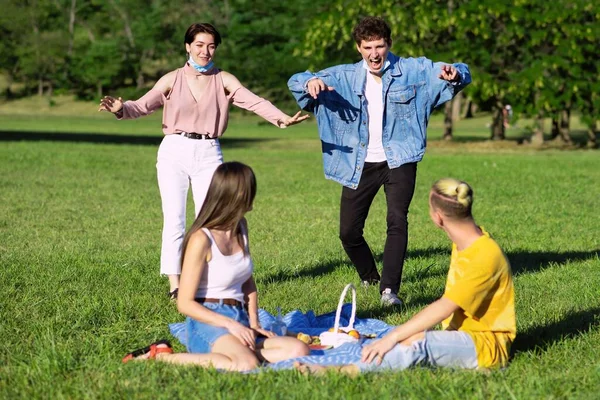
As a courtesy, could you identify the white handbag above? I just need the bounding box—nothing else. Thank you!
[318,283,360,348]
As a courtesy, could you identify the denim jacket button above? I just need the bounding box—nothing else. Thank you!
[360,143,365,147]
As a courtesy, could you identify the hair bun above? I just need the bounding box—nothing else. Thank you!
[456,183,472,207]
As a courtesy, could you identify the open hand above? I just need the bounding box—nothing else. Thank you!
[227,321,257,350]
[252,327,276,339]
[361,335,397,365]
[307,78,335,99]
[438,65,460,82]
[278,111,310,128]
[98,96,123,113]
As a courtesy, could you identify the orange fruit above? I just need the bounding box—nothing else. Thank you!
[348,330,360,339]
[296,333,311,344]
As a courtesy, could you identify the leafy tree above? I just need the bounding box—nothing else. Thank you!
[2,0,67,99]
[72,39,121,98]
[297,0,469,138]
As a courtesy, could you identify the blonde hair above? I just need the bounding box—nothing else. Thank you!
[430,178,474,219]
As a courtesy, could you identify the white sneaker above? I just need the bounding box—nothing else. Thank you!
[380,288,403,307]
[361,280,379,289]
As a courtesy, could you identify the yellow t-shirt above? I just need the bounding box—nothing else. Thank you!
[442,229,516,369]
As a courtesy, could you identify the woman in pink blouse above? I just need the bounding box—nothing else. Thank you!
[99,23,308,299]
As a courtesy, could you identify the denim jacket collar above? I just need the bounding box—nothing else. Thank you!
[352,53,403,96]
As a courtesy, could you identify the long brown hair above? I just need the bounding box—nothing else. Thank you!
[180,162,256,266]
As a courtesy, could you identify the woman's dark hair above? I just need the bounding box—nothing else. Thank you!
[352,17,392,46]
[180,162,256,266]
[184,23,222,47]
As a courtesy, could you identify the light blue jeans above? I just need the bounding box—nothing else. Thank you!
[356,330,478,372]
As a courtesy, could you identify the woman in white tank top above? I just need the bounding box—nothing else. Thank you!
[122,162,309,370]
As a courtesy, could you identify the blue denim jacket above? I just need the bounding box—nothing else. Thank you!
[288,53,471,188]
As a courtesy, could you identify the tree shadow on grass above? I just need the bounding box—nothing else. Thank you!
[0,130,272,148]
[258,245,598,303]
[511,307,600,356]
[356,290,443,320]
[356,305,409,321]
[507,249,599,276]
[258,247,450,285]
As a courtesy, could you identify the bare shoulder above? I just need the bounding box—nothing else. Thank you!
[153,69,179,94]
[220,70,243,92]
[188,228,211,249]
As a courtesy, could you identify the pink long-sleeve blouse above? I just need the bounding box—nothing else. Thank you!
[118,63,287,137]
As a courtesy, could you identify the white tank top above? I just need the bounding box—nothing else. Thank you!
[195,227,254,303]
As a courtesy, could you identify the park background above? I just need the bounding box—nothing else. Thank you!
[1,0,599,398]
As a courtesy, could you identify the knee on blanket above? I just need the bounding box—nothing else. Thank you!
[233,355,261,372]
[290,341,311,358]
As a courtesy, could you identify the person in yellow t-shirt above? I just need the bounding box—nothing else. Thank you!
[295,178,516,375]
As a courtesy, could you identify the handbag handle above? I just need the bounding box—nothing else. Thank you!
[333,283,356,332]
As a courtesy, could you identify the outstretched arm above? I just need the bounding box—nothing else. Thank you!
[97,70,176,119]
[425,60,471,110]
[361,297,459,364]
[222,71,309,128]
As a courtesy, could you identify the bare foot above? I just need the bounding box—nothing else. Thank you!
[136,343,172,361]
[122,341,172,363]
[294,362,360,377]
[294,361,328,376]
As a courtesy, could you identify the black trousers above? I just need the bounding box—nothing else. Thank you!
[339,161,417,294]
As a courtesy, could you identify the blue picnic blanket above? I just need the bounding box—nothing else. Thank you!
[168,304,394,370]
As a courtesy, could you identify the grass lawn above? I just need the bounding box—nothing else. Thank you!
[1,99,599,399]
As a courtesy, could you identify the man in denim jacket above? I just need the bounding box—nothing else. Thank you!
[288,17,471,306]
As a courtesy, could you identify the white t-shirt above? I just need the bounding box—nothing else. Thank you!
[195,228,253,303]
[364,71,387,163]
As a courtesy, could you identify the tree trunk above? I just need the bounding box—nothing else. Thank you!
[464,100,478,119]
[47,82,54,106]
[551,116,559,139]
[490,106,505,140]
[38,78,44,96]
[136,48,154,89]
[5,74,14,99]
[136,70,145,90]
[586,121,598,148]
[531,113,544,145]
[452,91,462,122]
[108,0,135,47]
[462,98,471,118]
[443,101,453,140]
[67,0,76,57]
[558,108,572,143]
[97,81,103,99]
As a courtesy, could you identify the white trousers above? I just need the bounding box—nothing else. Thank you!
[156,134,223,275]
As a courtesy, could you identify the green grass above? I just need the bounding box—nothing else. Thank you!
[1,99,599,399]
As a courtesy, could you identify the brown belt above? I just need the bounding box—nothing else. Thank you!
[195,298,243,308]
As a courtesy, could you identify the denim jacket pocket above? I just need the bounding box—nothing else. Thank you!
[388,86,417,119]
[319,96,359,136]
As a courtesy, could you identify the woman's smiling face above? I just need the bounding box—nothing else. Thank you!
[186,33,217,66]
